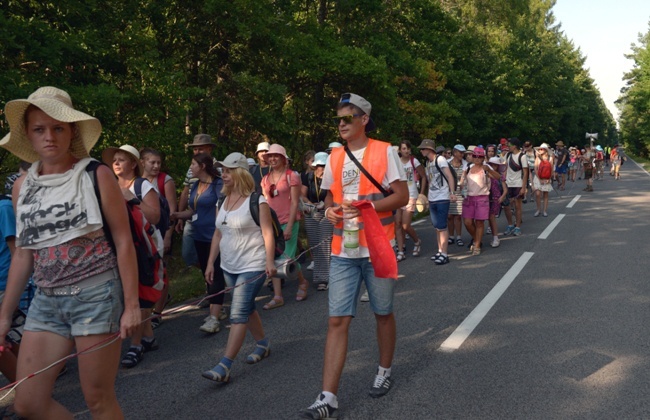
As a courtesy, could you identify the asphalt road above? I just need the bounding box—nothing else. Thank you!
[3,161,650,419]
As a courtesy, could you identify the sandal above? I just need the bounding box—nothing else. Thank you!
[396,251,406,262]
[201,362,231,383]
[317,283,328,291]
[430,252,442,261]
[434,254,450,265]
[121,346,144,368]
[296,283,308,302]
[447,238,454,245]
[456,238,464,247]
[412,241,421,257]
[263,296,284,310]
[246,341,271,364]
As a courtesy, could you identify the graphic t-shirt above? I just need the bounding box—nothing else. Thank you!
[402,157,422,199]
[426,155,451,202]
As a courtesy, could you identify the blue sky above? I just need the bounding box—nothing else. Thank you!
[552,0,650,121]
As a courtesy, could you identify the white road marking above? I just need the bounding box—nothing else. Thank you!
[566,195,581,208]
[538,214,565,240]
[439,252,534,352]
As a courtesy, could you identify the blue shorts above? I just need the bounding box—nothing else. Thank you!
[555,164,568,174]
[429,200,450,230]
[223,270,266,324]
[25,274,124,339]
[328,256,395,317]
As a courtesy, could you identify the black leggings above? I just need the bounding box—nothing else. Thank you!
[194,240,225,305]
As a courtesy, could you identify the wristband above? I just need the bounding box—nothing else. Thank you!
[324,207,331,218]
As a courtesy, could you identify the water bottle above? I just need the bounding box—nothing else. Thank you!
[343,217,360,257]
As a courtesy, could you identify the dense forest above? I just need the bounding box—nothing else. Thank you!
[0,0,617,179]
[618,22,650,158]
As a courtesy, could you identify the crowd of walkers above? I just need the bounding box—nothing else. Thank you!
[0,86,629,419]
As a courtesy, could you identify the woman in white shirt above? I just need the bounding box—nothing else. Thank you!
[202,153,277,383]
[395,141,426,261]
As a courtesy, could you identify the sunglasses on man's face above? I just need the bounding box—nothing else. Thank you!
[332,114,362,125]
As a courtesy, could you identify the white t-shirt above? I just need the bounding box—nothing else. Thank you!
[402,157,422,199]
[426,155,452,202]
[215,194,268,274]
[505,151,528,188]
[148,174,173,194]
[321,144,405,259]
[130,179,156,202]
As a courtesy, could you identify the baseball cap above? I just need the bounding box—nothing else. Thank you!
[338,93,376,132]
[217,152,249,170]
[508,137,521,148]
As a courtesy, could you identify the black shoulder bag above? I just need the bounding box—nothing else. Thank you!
[344,146,393,197]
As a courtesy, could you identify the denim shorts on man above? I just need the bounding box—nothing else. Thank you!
[25,272,123,339]
[224,270,265,324]
[328,256,395,317]
[429,200,450,230]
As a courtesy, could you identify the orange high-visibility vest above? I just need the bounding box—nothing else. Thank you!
[329,139,395,255]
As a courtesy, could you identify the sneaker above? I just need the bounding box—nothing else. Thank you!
[534,211,540,217]
[141,337,159,353]
[512,227,522,236]
[219,307,228,321]
[490,237,500,248]
[121,346,144,368]
[360,291,370,302]
[486,227,492,235]
[504,225,514,236]
[307,261,315,271]
[200,316,221,333]
[543,212,548,217]
[300,394,338,419]
[370,374,394,398]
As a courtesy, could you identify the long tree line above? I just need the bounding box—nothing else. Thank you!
[618,20,650,158]
[0,0,616,178]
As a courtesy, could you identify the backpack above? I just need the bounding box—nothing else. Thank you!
[409,156,420,183]
[86,161,165,303]
[433,156,457,191]
[506,152,525,179]
[218,191,285,259]
[134,177,171,233]
[537,160,552,180]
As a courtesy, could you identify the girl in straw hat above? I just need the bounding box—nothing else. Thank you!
[0,87,140,418]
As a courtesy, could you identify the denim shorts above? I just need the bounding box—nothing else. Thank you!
[25,273,124,339]
[224,270,266,324]
[429,200,450,230]
[328,256,395,317]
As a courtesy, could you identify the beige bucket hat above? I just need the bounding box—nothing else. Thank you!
[0,86,102,163]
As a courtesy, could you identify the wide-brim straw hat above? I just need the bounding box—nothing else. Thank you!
[102,145,144,176]
[415,193,429,213]
[0,86,102,163]
[534,143,551,153]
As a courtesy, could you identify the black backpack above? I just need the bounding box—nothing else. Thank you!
[434,155,458,191]
[218,192,285,259]
[134,178,171,233]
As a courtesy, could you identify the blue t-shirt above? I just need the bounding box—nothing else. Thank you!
[188,178,223,243]
[0,198,16,291]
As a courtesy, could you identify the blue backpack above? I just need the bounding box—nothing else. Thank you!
[134,178,171,233]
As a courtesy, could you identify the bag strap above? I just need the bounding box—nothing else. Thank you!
[344,146,391,198]
[156,173,167,199]
[133,178,145,200]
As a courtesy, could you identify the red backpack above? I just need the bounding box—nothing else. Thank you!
[538,160,552,180]
[86,161,165,303]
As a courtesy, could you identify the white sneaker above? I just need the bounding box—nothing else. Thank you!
[360,291,370,302]
[490,237,500,248]
[306,261,314,271]
[199,316,221,333]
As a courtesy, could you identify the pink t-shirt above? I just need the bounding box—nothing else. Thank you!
[260,169,302,224]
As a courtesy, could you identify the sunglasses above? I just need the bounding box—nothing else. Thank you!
[332,114,362,124]
[472,155,485,159]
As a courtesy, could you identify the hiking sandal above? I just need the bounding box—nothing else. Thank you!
[246,341,271,364]
[412,241,422,257]
[201,362,231,383]
[396,251,406,262]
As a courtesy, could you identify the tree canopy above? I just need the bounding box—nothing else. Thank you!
[618,20,650,157]
[0,0,617,179]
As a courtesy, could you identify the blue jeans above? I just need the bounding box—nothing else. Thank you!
[429,200,450,230]
[182,222,198,267]
[223,270,266,324]
[328,256,395,317]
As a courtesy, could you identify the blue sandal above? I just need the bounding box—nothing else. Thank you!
[202,362,231,383]
[246,341,271,364]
